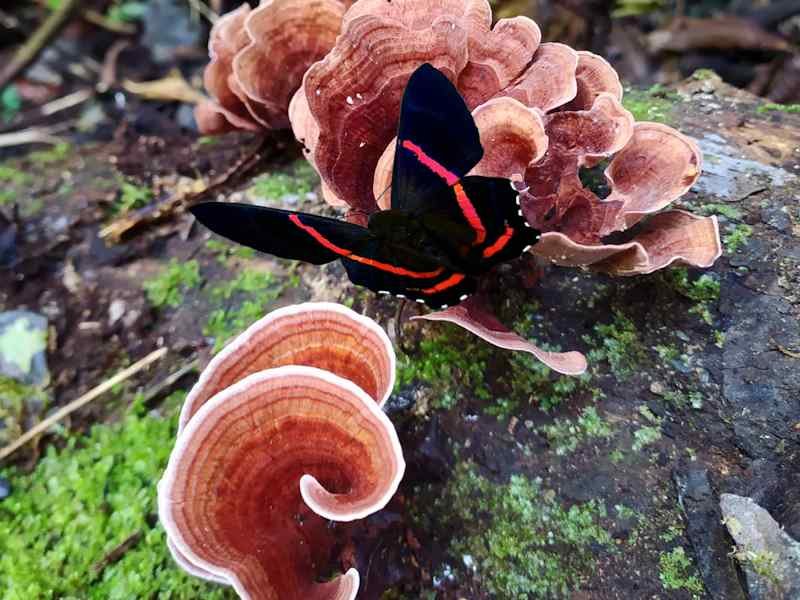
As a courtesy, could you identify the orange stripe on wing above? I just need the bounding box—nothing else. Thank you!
[453,183,486,245]
[401,140,459,186]
[482,225,514,258]
[400,139,488,246]
[289,214,445,279]
[416,273,466,294]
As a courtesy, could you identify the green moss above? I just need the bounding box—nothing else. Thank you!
[203,269,290,351]
[622,84,678,124]
[584,310,645,379]
[417,462,612,598]
[397,327,492,410]
[658,547,704,598]
[28,142,71,166]
[0,377,48,446]
[539,406,613,456]
[489,352,597,417]
[695,202,742,220]
[248,160,320,202]
[0,399,232,599]
[664,268,720,325]
[0,164,33,206]
[723,223,753,254]
[690,68,717,81]
[205,239,256,265]
[756,102,800,115]
[662,387,704,410]
[632,425,662,452]
[612,0,664,17]
[143,259,202,308]
[115,180,153,214]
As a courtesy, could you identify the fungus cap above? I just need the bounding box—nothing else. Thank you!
[179,302,395,432]
[160,366,405,600]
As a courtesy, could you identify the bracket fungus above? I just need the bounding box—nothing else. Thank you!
[195,0,354,134]
[159,303,404,600]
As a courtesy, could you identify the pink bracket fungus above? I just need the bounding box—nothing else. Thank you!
[159,303,403,600]
[195,0,355,134]
[179,301,395,432]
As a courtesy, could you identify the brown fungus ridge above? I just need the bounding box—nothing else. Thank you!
[560,51,623,112]
[179,302,395,432]
[233,0,352,129]
[159,366,404,600]
[294,0,578,213]
[196,5,262,134]
[195,0,353,134]
[371,96,548,209]
[523,118,720,275]
[413,295,588,375]
[520,92,634,243]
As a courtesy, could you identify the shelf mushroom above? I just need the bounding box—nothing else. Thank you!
[159,303,403,600]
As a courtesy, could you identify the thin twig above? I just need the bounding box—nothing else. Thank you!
[0,128,61,148]
[41,88,93,116]
[0,0,81,91]
[140,357,199,405]
[771,338,800,359]
[187,0,219,24]
[92,531,144,574]
[100,133,292,242]
[0,347,168,461]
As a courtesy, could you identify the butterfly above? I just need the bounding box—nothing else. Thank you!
[190,63,541,309]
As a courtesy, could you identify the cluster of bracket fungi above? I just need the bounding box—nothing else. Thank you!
[195,0,722,375]
[174,2,727,596]
[158,303,404,599]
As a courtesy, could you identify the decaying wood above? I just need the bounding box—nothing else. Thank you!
[99,131,295,243]
[0,0,81,92]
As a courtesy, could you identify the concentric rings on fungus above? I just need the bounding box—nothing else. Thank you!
[160,303,403,600]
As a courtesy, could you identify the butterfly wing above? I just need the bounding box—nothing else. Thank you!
[391,63,483,214]
[190,201,474,307]
[342,249,477,308]
[419,176,541,271]
[189,202,373,264]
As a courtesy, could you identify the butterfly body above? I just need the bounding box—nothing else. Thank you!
[190,64,540,308]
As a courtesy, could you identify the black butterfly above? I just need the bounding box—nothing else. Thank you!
[190,64,540,308]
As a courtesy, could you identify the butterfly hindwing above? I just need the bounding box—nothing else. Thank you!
[189,202,373,264]
[417,176,541,271]
[342,254,477,308]
[391,63,483,214]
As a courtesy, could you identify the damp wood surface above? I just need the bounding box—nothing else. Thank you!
[1,73,799,599]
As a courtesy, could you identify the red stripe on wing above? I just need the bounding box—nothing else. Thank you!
[401,139,488,246]
[416,273,467,294]
[289,214,445,279]
[482,225,514,258]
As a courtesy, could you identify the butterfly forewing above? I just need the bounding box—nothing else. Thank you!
[391,64,483,215]
[189,202,373,264]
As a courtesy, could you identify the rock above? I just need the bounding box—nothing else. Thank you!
[720,493,800,600]
[0,476,10,500]
[108,299,127,327]
[674,466,748,600]
[142,0,201,64]
[0,311,49,386]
